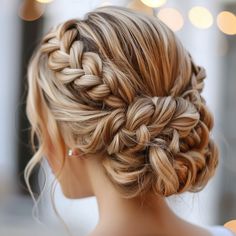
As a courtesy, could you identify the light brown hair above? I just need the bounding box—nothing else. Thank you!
[25,5,219,200]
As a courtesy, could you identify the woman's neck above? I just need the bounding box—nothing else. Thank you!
[86,158,186,236]
[95,190,182,235]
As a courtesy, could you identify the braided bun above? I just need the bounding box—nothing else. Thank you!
[26,6,219,199]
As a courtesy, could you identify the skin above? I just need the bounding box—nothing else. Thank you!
[46,146,213,236]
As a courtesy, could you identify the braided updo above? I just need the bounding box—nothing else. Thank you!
[25,5,219,199]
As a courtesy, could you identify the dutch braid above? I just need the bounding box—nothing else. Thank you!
[26,6,219,199]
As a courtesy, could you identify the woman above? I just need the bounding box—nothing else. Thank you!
[24,5,235,236]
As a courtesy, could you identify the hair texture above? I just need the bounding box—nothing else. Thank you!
[25,5,219,200]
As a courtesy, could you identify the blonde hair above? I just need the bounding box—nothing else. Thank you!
[25,5,219,201]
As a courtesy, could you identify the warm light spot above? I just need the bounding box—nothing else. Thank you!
[188,6,213,29]
[36,0,54,3]
[140,0,167,8]
[100,1,112,6]
[128,0,153,16]
[224,220,236,234]
[19,0,45,21]
[217,11,236,35]
[157,8,184,32]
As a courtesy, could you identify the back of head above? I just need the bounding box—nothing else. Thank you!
[26,5,219,199]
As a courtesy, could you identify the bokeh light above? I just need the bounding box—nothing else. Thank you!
[18,0,45,21]
[217,11,236,35]
[224,220,236,234]
[100,1,113,6]
[140,0,167,8]
[188,6,213,29]
[128,0,153,16]
[36,0,54,3]
[157,8,184,32]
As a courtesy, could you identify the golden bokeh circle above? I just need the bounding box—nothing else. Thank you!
[157,8,184,32]
[189,6,213,29]
[217,11,236,35]
[140,0,167,8]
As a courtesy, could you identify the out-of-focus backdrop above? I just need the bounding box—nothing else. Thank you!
[0,0,236,235]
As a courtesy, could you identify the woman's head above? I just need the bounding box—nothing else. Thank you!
[25,5,219,200]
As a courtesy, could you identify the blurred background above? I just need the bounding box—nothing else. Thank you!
[0,0,236,235]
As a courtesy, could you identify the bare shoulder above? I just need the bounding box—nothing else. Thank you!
[86,229,117,236]
[87,220,216,236]
[87,225,212,236]
[86,226,113,236]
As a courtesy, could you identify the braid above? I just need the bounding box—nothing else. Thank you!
[40,20,137,110]
[27,8,219,199]
[103,61,218,197]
